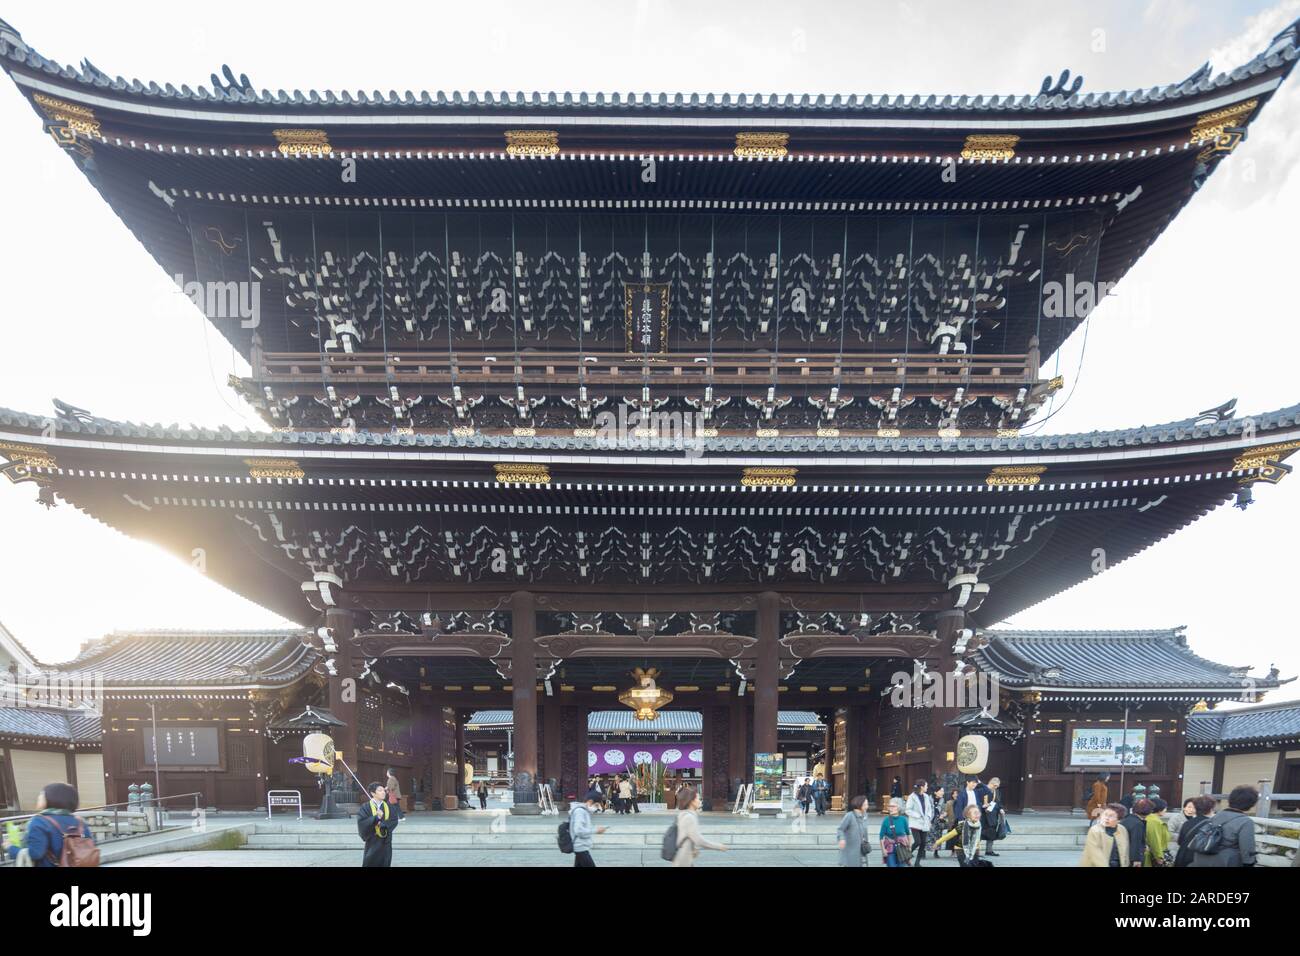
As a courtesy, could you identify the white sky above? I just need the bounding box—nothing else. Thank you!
[0,0,1296,704]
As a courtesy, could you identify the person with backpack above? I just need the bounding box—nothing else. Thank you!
[2,782,98,868]
[563,788,608,867]
[1189,785,1259,867]
[835,794,870,867]
[667,786,727,867]
[1173,795,1216,867]
[797,777,813,815]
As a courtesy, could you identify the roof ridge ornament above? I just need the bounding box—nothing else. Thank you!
[210,64,252,96]
[1039,69,1084,99]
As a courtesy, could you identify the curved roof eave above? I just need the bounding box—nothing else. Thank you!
[1,18,1298,126]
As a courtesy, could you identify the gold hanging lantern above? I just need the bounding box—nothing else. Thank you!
[618,667,673,721]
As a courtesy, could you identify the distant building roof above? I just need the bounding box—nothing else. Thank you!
[1187,700,1300,749]
[971,628,1288,696]
[41,629,316,690]
[0,705,100,747]
[466,710,825,733]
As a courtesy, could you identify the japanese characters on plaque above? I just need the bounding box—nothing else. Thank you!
[624,282,669,354]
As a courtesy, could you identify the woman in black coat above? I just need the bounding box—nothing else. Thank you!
[1174,795,1216,867]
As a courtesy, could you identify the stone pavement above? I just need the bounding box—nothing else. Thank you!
[111,846,1085,867]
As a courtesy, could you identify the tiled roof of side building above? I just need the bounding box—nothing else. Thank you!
[42,629,316,688]
[1187,700,1300,747]
[2,16,1298,118]
[1,401,1298,456]
[972,628,1289,691]
[0,705,101,745]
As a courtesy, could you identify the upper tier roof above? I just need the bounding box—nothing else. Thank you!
[2,16,1298,122]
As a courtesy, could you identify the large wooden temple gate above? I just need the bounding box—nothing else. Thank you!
[319,580,979,809]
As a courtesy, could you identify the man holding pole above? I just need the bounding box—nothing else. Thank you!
[358,781,401,867]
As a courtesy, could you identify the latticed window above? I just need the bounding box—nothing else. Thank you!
[118,739,140,776]
[357,692,381,750]
[228,737,252,774]
[1037,740,1062,772]
[1153,743,1169,775]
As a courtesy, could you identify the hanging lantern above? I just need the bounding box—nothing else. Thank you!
[302,733,336,776]
[618,667,673,721]
[956,734,989,775]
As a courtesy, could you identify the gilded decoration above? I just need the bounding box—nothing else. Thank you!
[960,134,1019,161]
[1232,440,1300,485]
[244,457,306,479]
[985,465,1047,487]
[734,132,789,158]
[273,128,333,156]
[997,428,1021,438]
[1189,100,1257,144]
[877,428,901,438]
[504,130,559,157]
[0,441,57,470]
[32,94,100,137]
[1047,375,1065,391]
[741,466,797,487]
[494,463,551,484]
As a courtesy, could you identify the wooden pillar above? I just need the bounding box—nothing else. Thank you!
[929,608,964,787]
[754,591,780,755]
[511,590,539,813]
[543,697,562,788]
[328,653,361,804]
[729,692,747,790]
[701,705,730,810]
[559,704,588,802]
[455,711,467,806]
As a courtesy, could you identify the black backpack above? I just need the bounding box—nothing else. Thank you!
[557,820,574,854]
[661,820,680,861]
[1186,819,1223,855]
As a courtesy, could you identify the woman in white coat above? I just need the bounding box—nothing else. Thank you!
[905,779,935,866]
[671,786,729,867]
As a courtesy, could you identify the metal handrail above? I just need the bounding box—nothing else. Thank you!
[0,792,204,848]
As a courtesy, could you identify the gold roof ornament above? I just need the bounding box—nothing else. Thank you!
[1191,699,1210,713]
[273,128,333,156]
[997,428,1021,438]
[504,129,559,157]
[985,465,1047,487]
[1189,100,1257,144]
[245,457,305,479]
[1047,375,1065,392]
[0,441,57,470]
[493,463,551,484]
[32,93,100,137]
[741,466,797,487]
[876,427,901,439]
[960,134,1019,161]
[734,132,789,158]
[1232,440,1300,485]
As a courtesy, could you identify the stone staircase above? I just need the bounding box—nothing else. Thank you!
[241,811,1094,852]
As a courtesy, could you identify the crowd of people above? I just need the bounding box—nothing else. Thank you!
[584,774,642,814]
[1079,774,1261,868]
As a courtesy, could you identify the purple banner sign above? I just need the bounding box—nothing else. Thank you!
[587,743,704,775]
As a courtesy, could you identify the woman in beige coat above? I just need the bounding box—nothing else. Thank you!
[671,787,728,867]
[1080,806,1131,867]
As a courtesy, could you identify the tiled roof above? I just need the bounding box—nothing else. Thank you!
[971,628,1287,691]
[2,17,1297,116]
[1187,701,1300,747]
[42,629,316,688]
[467,710,824,732]
[0,705,101,745]
[1,401,1297,457]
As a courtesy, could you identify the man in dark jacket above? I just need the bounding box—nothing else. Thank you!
[953,777,992,824]
[358,781,400,867]
[1190,785,1258,867]
[1112,802,1145,867]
